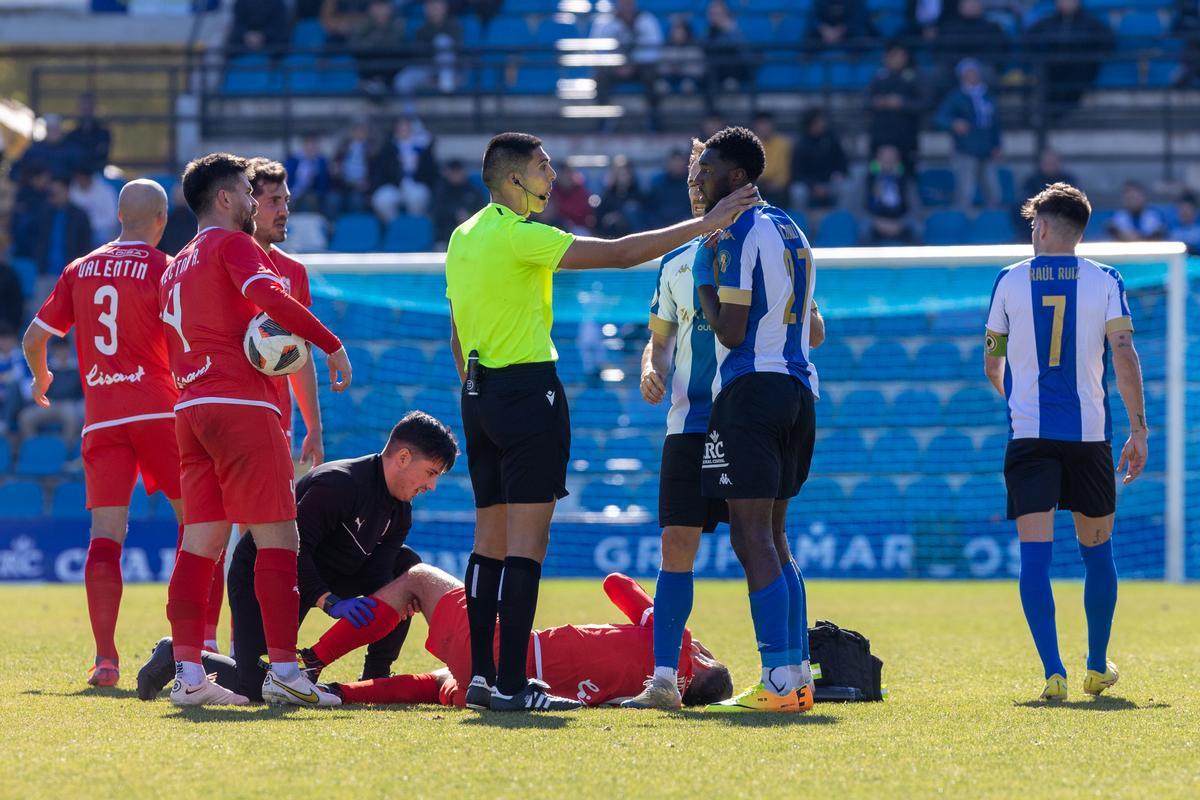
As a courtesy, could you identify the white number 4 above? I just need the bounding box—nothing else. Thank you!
[161,283,191,353]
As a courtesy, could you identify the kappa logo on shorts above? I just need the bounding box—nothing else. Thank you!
[546,390,556,406]
[702,430,728,469]
[720,473,733,486]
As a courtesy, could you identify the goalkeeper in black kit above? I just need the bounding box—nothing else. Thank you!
[137,412,458,702]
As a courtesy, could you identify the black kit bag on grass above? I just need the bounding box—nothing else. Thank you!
[809,619,885,702]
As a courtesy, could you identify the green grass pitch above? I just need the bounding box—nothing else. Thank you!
[3,580,1198,799]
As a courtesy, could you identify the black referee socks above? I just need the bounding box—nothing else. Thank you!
[497,556,542,697]
[465,553,504,686]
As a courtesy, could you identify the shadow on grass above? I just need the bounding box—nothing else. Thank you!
[458,712,573,730]
[1012,696,1164,711]
[162,704,357,723]
[676,710,839,727]
[23,687,142,700]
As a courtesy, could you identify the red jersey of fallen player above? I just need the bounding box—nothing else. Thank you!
[34,240,178,435]
[265,246,312,434]
[160,227,340,414]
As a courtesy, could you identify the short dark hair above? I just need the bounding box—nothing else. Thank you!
[384,411,459,471]
[481,132,543,192]
[1021,181,1091,238]
[704,126,766,182]
[247,157,288,195]
[682,662,734,706]
[181,152,251,216]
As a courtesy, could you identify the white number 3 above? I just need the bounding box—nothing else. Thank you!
[94,285,118,356]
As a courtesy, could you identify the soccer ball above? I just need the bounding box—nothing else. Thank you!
[244,312,308,376]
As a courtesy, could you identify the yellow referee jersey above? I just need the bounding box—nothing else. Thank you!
[445,203,575,368]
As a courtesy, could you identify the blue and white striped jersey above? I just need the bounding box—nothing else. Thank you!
[706,204,819,397]
[986,255,1133,442]
[649,237,717,435]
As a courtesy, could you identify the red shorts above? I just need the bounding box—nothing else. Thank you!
[175,402,296,525]
[82,417,181,508]
[425,588,473,688]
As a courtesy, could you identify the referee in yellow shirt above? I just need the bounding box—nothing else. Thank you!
[446,132,756,711]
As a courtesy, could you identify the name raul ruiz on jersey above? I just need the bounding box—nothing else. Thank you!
[1030,265,1078,281]
[75,258,150,280]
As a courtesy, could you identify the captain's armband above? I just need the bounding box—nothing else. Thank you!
[984,330,1007,357]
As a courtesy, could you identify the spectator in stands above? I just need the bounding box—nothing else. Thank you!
[702,0,754,113]
[659,15,705,94]
[228,0,290,54]
[330,118,377,214]
[542,162,596,235]
[790,108,848,211]
[0,262,23,334]
[158,182,196,257]
[1021,148,1076,198]
[865,144,914,244]
[285,135,334,215]
[14,115,80,181]
[594,155,645,238]
[752,112,793,208]
[905,0,947,43]
[350,0,409,94]
[867,42,924,175]
[396,0,463,95]
[0,326,32,439]
[35,177,92,297]
[9,163,51,261]
[590,0,664,130]
[1023,0,1114,120]
[321,0,372,44]
[371,117,437,221]
[18,337,83,445]
[432,158,486,248]
[1107,181,1166,242]
[936,58,1003,211]
[64,94,111,173]
[934,0,1011,80]
[642,150,691,229]
[1170,191,1200,254]
[807,0,874,48]
[68,168,118,247]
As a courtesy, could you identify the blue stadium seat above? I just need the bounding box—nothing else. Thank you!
[535,19,581,44]
[904,476,956,516]
[1117,11,1164,48]
[815,210,859,247]
[942,387,1006,428]
[839,389,887,428]
[329,213,381,253]
[814,430,870,473]
[874,10,906,36]
[759,56,817,91]
[16,436,66,476]
[623,395,668,429]
[917,169,955,207]
[570,433,605,472]
[980,431,1010,460]
[461,15,484,47]
[813,340,854,383]
[222,55,283,95]
[1097,61,1139,88]
[604,431,660,473]
[0,438,9,472]
[968,210,1016,244]
[128,487,155,520]
[921,430,977,472]
[411,387,460,420]
[914,341,965,380]
[924,210,970,245]
[794,476,846,518]
[1117,476,1163,515]
[579,478,634,512]
[424,478,474,511]
[374,344,427,383]
[828,61,876,89]
[1086,209,1115,241]
[639,0,699,12]
[848,477,903,518]
[739,14,779,44]
[887,389,942,428]
[573,388,624,428]
[0,480,44,517]
[51,481,88,518]
[484,16,533,48]
[11,257,37,297]
[867,430,920,473]
[855,341,911,381]
[291,18,326,49]
[954,474,1007,519]
[382,215,434,252]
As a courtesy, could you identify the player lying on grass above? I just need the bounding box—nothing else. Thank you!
[142,565,733,708]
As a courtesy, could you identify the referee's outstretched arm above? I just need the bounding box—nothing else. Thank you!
[558,183,760,270]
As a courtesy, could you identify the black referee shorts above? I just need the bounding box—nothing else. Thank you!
[1003,438,1116,519]
[659,433,729,531]
[460,361,570,507]
[701,372,815,501]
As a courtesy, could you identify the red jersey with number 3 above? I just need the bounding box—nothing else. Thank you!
[33,240,178,435]
[159,227,284,413]
[266,246,312,434]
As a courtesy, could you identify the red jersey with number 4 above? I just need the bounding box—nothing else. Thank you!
[266,246,312,433]
[159,227,284,413]
[33,241,178,435]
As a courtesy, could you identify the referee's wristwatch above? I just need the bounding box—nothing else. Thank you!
[318,592,342,614]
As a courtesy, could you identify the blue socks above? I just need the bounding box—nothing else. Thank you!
[781,561,808,664]
[1079,538,1118,673]
[749,572,792,670]
[1018,541,1066,680]
[652,570,694,670]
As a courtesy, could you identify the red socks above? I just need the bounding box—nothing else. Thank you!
[311,597,400,666]
[338,673,441,705]
[166,550,216,664]
[85,537,123,663]
[204,550,225,642]
[254,547,300,663]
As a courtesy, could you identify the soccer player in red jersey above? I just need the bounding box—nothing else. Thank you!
[246,158,324,465]
[22,179,183,688]
[161,153,351,707]
[300,566,734,708]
